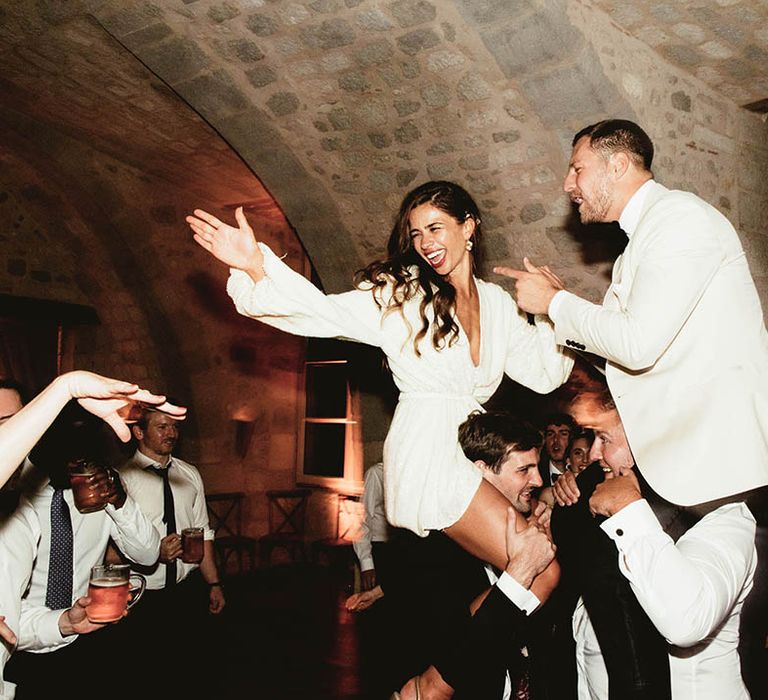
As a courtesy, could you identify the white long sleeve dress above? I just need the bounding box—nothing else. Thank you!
[228,244,574,535]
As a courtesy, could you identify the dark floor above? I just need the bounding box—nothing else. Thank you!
[211,562,411,700]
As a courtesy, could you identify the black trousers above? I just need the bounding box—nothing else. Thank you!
[7,572,214,700]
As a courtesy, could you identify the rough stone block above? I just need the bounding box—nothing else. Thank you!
[426,48,466,72]
[390,0,437,29]
[355,39,394,66]
[452,0,532,27]
[246,13,278,37]
[230,39,265,63]
[459,153,488,170]
[339,71,370,92]
[421,82,451,108]
[266,91,300,116]
[492,130,520,144]
[368,132,392,148]
[356,8,394,31]
[208,3,240,23]
[300,18,356,49]
[397,168,419,187]
[520,202,546,224]
[245,64,277,88]
[178,70,249,119]
[329,106,352,130]
[141,37,210,85]
[395,120,421,143]
[671,90,692,112]
[396,28,440,55]
[457,72,490,101]
[481,9,583,78]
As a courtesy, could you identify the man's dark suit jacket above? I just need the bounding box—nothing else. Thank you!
[381,529,528,700]
[548,464,671,699]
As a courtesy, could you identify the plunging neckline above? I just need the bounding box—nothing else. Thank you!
[455,279,484,370]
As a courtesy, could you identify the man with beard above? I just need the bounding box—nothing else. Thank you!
[497,119,768,695]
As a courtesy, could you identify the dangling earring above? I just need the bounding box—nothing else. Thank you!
[465,238,474,251]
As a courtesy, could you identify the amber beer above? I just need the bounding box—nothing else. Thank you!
[181,527,204,563]
[86,564,146,624]
[68,460,108,514]
[87,578,130,623]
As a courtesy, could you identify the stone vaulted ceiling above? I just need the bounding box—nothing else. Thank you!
[0,1,766,406]
[1,0,767,295]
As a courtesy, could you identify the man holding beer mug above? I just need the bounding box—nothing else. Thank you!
[3,401,162,697]
[116,408,224,695]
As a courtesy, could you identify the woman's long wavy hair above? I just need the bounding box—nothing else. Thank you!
[354,180,483,356]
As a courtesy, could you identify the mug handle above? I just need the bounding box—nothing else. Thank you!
[127,573,147,610]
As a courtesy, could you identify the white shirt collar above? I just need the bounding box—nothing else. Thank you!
[618,179,655,237]
[133,449,172,469]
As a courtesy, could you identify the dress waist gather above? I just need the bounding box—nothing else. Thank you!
[398,392,479,403]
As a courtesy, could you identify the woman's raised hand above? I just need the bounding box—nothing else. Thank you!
[187,206,265,281]
[63,370,187,442]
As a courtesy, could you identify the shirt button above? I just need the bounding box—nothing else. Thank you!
[616,528,624,536]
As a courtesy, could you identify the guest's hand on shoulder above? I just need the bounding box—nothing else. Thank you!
[553,470,580,506]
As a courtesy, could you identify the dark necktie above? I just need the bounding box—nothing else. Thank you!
[45,488,74,610]
[146,464,177,588]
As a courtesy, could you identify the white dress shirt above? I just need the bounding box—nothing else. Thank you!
[18,473,160,654]
[118,450,214,590]
[353,463,391,572]
[0,497,40,699]
[575,499,756,699]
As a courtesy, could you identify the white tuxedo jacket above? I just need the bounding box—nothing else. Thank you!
[551,181,768,505]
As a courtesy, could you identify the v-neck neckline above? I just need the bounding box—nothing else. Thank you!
[455,279,483,370]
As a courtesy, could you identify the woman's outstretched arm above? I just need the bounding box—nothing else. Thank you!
[0,371,186,489]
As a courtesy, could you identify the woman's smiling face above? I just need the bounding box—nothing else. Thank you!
[408,203,473,281]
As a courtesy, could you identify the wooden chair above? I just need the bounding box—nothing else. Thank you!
[311,493,363,573]
[259,488,312,566]
[206,492,258,575]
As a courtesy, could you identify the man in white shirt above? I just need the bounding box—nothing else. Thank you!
[4,408,161,698]
[561,386,756,699]
[353,462,392,591]
[116,408,224,696]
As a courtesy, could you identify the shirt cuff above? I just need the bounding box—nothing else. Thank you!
[547,289,567,317]
[496,572,541,615]
[358,557,375,572]
[600,498,661,546]
[37,610,69,648]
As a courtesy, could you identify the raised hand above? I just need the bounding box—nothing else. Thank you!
[64,371,187,443]
[494,257,564,315]
[187,206,265,280]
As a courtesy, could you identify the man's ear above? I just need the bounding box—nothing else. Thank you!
[474,459,489,471]
[610,151,631,180]
[130,424,143,442]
